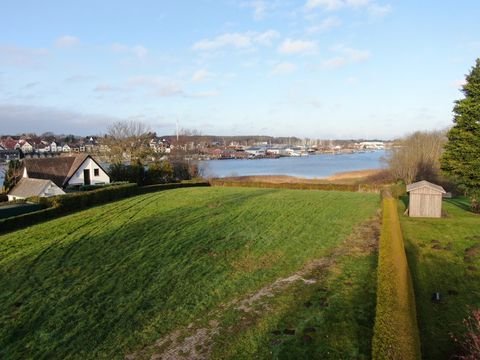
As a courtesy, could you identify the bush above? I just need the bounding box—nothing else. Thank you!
[109,162,146,184]
[372,197,421,359]
[454,309,480,360]
[390,182,407,198]
[209,179,362,192]
[146,160,174,184]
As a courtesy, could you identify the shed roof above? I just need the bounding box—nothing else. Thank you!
[8,178,64,198]
[406,180,446,194]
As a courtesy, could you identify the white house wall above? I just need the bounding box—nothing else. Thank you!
[68,157,110,186]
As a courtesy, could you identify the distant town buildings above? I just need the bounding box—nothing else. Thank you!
[0,133,391,163]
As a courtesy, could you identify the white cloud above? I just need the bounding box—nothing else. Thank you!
[271,62,297,75]
[132,45,148,59]
[111,43,148,59]
[307,16,341,33]
[126,76,185,97]
[452,79,467,88]
[255,30,281,46]
[305,0,344,11]
[0,104,115,134]
[0,46,48,67]
[55,35,80,48]
[94,84,119,92]
[193,33,251,51]
[305,0,391,17]
[192,69,212,82]
[244,0,268,20]
[156,83,184,97]
[322,45,371,68]
[192,30,280,51]
[368,3,392,18]
[278,38,317,54]
[187,90,220,98]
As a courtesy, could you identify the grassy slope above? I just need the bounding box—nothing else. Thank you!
[0,187,378,359]
[400,197,480,359]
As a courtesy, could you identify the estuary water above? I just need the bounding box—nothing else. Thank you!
[0,164,4,186]
[199,150,387,179]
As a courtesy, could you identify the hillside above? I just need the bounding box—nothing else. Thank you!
[0,187,380,359]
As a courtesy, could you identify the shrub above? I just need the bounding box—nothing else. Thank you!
[390,182,407,198]
[146,160,174,184]
[209,179,363,192]
[372,197,421,359]
[454,309,480,360]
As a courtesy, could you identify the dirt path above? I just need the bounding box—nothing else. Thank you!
[125,217,379,360]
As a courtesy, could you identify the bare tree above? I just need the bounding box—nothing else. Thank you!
[102,120,154,164]
[386,130,447,184]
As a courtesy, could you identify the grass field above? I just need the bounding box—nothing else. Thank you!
[400,197,480,359]
[0,187,379,359]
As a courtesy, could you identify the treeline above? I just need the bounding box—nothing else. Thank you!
[386,130,448,186]
[109,160,199,185]
[385,58,480,214]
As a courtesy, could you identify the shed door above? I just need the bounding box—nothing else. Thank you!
[83,169,91,185]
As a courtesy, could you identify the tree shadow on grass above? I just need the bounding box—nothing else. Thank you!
[444,197,472,213]
[0,189,280,359]
[404,227,480,359]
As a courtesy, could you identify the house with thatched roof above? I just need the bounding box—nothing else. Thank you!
[21,154,110,189]
[7,178,65,201]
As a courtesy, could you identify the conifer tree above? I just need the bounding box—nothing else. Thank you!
[441,58,480,212]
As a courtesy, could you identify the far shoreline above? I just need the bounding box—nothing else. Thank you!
[216,168,384,184]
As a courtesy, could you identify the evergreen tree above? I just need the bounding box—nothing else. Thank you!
[441,58,480,212]
[3,160,22,192]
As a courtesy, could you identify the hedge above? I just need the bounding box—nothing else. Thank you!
[0,181,209,234]
[209,179,382,192]
[372,197,421,359]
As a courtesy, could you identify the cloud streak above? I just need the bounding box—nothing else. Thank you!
[0,103,116,135]
[0,45,48,67]
[111,43,148,59]
[192,30,280,51]
[271,62,297,75]
[55,35,80,48]
[322,45,371,68]
[278,39,318,54]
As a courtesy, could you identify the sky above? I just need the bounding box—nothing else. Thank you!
[0,0,479,139]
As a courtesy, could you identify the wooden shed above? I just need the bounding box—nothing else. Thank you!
[406,180,446,218]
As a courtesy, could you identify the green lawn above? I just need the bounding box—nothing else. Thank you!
[400,197,480,359]
[0,187,379,359]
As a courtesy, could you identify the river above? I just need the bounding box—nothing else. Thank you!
[0,164,4,187]
[199,150,387,178]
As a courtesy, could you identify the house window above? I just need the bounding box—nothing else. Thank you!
[94,168,99,176]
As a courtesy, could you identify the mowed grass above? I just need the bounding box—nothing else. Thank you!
[0,187,379,359]
[400,197,480,359]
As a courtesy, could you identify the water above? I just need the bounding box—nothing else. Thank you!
[199,150,386,178]
[0,164,4,187]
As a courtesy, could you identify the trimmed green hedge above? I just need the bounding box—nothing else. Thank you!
[0,181,209,234]
[372,197,421,359]
[210,179,382,192]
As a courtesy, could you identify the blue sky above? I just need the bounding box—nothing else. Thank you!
[0,0,479,139]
